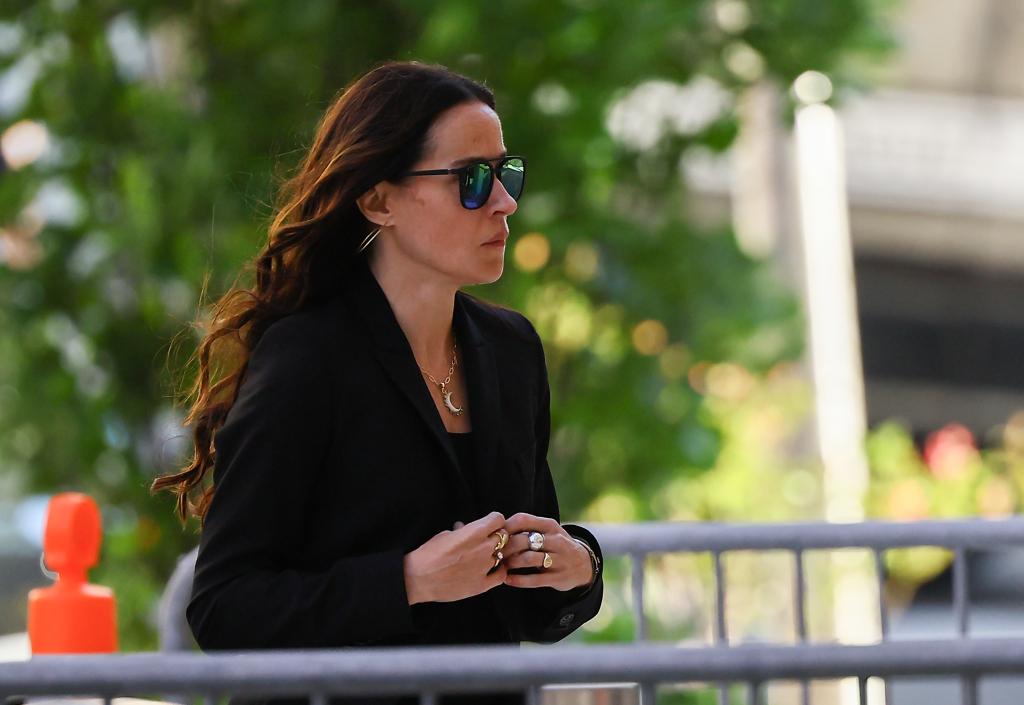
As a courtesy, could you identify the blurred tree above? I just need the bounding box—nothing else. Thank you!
[0,0,894,650]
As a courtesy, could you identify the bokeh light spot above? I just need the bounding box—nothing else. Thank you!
[631,319,668,355]
[513,231,550,272]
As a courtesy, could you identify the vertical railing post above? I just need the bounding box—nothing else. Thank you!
[793,549,810,705]
[873,549,890,639]
[632,551,648,642]
[713,550,729,705]
[747,680,763,705]
[953,547,970,636]
[713,550,728,645]
[953,547,977,705]
[874,548,892,704]
[961,675,977,705]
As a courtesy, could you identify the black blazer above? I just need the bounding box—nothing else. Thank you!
[186,254,604,703]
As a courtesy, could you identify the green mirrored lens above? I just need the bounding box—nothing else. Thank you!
[498,158,525,200]
[462,162,492,208]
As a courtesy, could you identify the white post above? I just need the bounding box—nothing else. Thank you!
[793,72,880,705]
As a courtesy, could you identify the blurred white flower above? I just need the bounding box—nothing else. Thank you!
[606,76,732,151]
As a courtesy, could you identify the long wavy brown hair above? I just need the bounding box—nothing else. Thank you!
[151,60,495,528]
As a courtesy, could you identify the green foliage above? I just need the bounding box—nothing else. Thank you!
[0,1,894,649]
[866,417,1024,590]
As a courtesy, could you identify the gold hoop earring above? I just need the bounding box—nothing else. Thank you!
[357,227,381,254]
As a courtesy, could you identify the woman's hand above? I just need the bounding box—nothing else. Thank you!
[403,511,508,604]
[499,512,594,591]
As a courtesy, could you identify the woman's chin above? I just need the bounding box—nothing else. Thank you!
[471,261,503,286]
[487,259,505,283]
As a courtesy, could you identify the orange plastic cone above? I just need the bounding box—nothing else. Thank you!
[27,492,118,653]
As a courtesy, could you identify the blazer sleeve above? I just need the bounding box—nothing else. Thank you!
[508,320,605,643]
[186,316,419,650]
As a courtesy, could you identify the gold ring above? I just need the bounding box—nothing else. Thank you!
[542,552,553,569]
[491,529,508,552]
[492,551,504,569]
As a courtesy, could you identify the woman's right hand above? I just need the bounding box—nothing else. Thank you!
[403,511,508,604]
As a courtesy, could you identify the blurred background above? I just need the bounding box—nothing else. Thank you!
[1,0,1023,700]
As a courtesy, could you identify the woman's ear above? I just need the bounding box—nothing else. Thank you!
[355,182,393,229]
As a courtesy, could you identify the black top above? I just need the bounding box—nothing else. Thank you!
[447,429,476,501]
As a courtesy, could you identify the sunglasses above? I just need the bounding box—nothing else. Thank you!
[400,155,527,210]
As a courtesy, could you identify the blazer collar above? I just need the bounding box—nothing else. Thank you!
[339,255,502,522]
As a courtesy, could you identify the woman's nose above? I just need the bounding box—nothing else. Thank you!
[489,178,518,216]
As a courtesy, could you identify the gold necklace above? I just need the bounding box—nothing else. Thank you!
[419,342,464,416]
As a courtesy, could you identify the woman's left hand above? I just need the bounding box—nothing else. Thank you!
[498,512,594,591]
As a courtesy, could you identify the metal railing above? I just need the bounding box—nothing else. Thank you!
[597,518,1024,639]
[12,517,1024,705]
[8,639,1024,704]
[594,518,1024,704]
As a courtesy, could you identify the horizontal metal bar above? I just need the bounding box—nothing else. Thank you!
[8,639,1024,697]
[588,518,1024,554]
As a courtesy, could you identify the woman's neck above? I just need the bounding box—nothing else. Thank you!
[368,253,459,373]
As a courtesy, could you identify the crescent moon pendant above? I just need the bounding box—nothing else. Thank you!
[443,390,463,415]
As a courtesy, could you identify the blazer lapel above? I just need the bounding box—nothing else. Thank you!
[453,303,522,634]
[452,291,502,515]
[340,256,498,522]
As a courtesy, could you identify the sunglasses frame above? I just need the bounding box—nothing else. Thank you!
[399,155,527,210]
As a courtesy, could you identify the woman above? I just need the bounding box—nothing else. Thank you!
[152,60,604,705]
